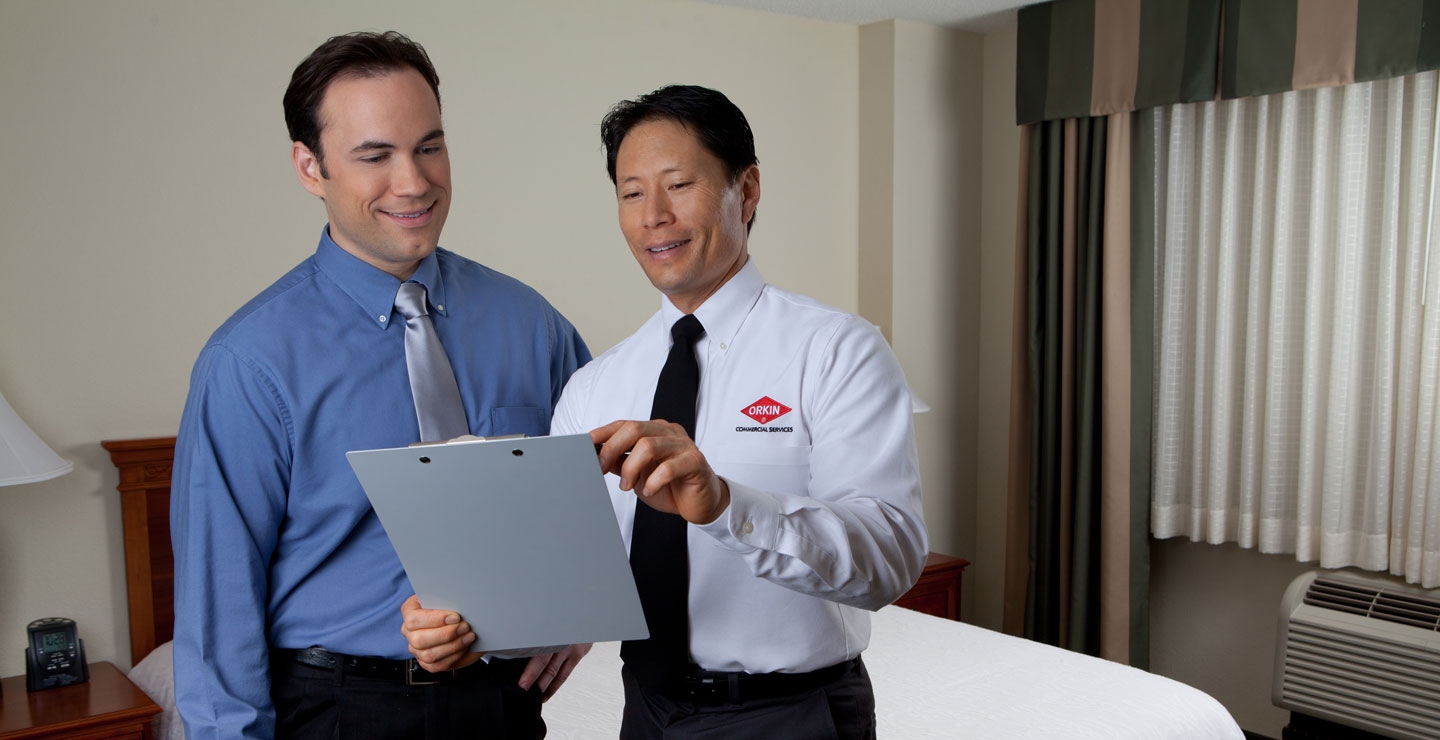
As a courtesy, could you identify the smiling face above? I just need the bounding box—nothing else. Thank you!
[614,118,760,314]
[291,67,450,281]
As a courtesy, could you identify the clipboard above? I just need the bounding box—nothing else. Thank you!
[346,434,647,652]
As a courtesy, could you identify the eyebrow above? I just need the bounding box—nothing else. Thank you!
[618,165,684,185]
[350,129,446,154]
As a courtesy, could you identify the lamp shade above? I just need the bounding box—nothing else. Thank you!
[0,390,72,486]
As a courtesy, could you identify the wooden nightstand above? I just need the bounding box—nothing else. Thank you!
[0,662,159,739]
[893,552,970,621]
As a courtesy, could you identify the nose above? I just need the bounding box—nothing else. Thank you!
[391,155,428,196]
[642,190,673,229]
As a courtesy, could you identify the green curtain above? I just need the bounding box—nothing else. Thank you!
[1017,0,1440,125]
[1224,0,1440,98]
[1008,114,1152,666]
[1128,109,1155,668]
[1017,0,1222,125]
[1023,118,1107,648]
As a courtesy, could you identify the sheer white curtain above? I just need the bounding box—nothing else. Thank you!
[1149,71,1440,587]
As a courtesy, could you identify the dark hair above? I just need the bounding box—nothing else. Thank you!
[600,85,759,231]
[283,31,441,176]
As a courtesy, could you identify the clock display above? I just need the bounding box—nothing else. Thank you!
[42,630,70,653]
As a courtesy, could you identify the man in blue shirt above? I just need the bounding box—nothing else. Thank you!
[170,31,590,740]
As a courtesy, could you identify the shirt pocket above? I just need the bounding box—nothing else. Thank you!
[488,406,548,437]
[706,441,812,495]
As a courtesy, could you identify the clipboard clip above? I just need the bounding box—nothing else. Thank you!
[409,434,527,448]
[593,442,631,460]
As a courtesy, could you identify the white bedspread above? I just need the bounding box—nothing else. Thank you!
[544,605,1244,739]
[132,606,1243,738]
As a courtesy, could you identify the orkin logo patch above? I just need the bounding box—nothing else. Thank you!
[741,396,792,424]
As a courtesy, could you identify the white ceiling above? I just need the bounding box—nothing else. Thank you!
[692,0,1029,33]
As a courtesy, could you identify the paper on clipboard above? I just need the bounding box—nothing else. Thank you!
[346,433,647,652]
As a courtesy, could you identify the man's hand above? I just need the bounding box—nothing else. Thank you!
[400,594,482,672]
[519,644,592,701]
[591,420,730,524]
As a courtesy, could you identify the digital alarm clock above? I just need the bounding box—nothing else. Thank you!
[25,616,88,691]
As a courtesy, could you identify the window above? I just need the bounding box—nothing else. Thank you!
[1149,71,1440,587]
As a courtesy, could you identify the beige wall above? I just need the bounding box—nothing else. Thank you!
[858,19,983,595]
[978,28,1020,633]
[1151,540,1312,735]
[0,0,863,675]
[891,19,982,589]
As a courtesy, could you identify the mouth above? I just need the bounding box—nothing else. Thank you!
[647,239,690,253]
[382,204,434,221]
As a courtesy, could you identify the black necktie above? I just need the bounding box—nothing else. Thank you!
[622,314,704,688]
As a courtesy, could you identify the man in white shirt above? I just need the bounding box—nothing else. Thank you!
[403,84,927,739]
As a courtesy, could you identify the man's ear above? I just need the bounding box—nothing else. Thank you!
[740,164,760,225]
[292,141,326,198]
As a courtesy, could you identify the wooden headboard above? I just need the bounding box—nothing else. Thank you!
[103,436,177,666]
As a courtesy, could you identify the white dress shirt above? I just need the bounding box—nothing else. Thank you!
[552,259,927,675]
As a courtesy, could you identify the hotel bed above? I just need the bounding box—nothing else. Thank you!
[105,437,1244,739]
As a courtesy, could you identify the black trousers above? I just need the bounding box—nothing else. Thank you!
[619,658,877,740]
[271,655,545,740]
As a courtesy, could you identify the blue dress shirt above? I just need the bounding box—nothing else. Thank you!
[171,228,590,740]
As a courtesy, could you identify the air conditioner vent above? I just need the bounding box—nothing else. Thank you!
[1277,570,1440,740]
[1305,576,1440,631]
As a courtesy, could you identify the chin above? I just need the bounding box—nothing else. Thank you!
[642,272,686,295]
[404,237,440,254]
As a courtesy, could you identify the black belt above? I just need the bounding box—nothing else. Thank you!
[668,658,860,706]
[276,647,504,686]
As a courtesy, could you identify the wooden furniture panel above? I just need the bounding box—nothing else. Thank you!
[893,552,969,621]
[0,662,159,739]
[101,438,176,667]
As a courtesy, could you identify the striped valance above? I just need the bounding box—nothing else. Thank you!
[1224,0,1440,99]
[1017,0,1222,124]
[1017,0,1440,125]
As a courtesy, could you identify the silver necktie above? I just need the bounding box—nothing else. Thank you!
[394,282,469,442]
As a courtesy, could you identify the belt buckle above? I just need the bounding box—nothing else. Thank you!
[680,673,736,705]
[405,659,451,686]
[683,676,722,703]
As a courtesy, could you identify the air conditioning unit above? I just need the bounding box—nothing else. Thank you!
[1274,569,1440,739]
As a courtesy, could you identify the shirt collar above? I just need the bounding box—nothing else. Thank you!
[658,257,764,351]
[312,225,447,330]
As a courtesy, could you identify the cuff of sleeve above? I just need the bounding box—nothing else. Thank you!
[696,479,777,553]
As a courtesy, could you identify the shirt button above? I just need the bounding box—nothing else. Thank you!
[436,304,444,312]
[740,521,754,535]
[379,315,387,322]
[719,342,728,350]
